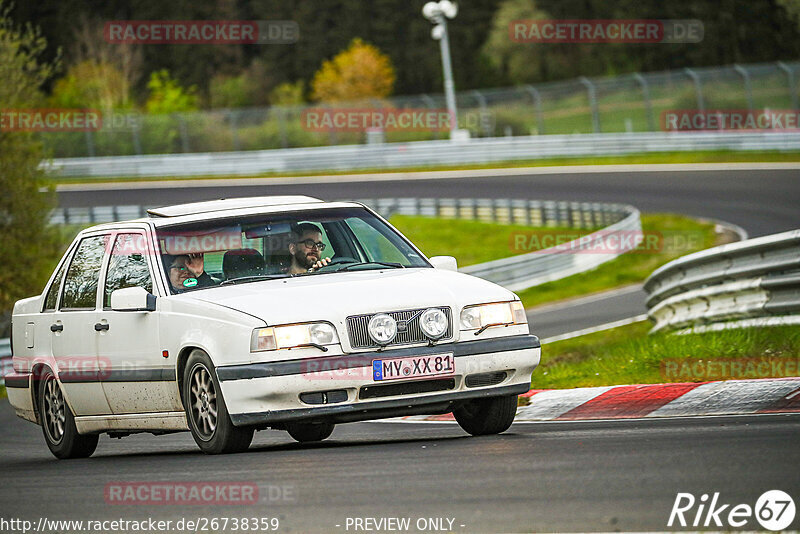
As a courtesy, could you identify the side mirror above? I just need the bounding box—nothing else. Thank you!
[429,255,458,271]
[110,287,156,312]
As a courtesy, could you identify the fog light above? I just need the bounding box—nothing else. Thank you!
[368,313,397,345]
[419,308,448,339]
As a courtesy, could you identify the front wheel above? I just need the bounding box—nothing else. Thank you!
[183,350,254,454]
[286,421,335,443]
[39,369,99,459]
[453,394,518,436]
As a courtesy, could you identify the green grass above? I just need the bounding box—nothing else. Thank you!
[389,215,594,267]
[390,212,724,308]
[534,322,800,389]
[51,150,800,185]
[0,385,5,399]
[516,213,726,308]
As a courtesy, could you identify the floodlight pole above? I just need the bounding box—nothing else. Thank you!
[436,16,458,138]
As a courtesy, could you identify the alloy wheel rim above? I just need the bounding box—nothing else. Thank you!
[43,377,66,444]
[189,364,218,440]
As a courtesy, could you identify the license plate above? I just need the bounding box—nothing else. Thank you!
[372,353,455,381]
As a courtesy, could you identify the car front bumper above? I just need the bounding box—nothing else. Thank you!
[216,334,540,427]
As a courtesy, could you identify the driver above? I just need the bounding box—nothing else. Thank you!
[287,223,332,274]
[162,253,218,291]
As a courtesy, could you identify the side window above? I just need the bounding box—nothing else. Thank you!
[60,235,108,310]
[43,252,71,311]
[104,233,153,308]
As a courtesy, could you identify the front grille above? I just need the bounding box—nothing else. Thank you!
[346,307,453,349]
[465,371,508,388]
[360,378,456,400]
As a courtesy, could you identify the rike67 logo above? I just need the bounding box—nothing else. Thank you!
[668,490,796,531]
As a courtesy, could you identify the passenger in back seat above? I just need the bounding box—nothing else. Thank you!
[162,253,218,291]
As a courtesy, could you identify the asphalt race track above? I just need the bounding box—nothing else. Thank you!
[2,402,800,532]
[57,167,800,237]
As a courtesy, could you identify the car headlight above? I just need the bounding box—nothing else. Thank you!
[368,313,397,345]
[460,301,526,333]
[251,322,339,352]
[419,307,448,339]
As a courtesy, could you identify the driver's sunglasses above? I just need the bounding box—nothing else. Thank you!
[170,265,189,272]
[297,239,326,251]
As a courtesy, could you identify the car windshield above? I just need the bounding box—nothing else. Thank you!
[156,206,430,293]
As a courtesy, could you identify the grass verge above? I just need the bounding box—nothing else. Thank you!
[390,213,724,308]
[0,385,6,399]
[534,322,800,389]
[51,150,800,185]
[515,213,727,308]
[389,215,593,267]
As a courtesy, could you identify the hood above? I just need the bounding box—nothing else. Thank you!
[183,268,516,326]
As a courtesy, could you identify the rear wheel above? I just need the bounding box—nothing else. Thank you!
[453,394,518,436]
[183,350,253,454]
[39,369,98,459]
[286,421,335,443]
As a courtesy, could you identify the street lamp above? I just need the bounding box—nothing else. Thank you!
[422,1,464,140]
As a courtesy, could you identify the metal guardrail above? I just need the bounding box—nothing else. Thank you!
[644,229,800,333]
[49,198,640,292]
[48,131,800,178]
[0,339,11,387]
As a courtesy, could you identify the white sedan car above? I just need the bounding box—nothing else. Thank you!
[7,196,540,458]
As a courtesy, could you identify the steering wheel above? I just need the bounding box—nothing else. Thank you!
[313,256,358,271]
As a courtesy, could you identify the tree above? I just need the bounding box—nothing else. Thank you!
[145,70,198,114]
[269,81,306,106]
[49,60,130,110]
[311,38,396,102]
[0,2,61,336]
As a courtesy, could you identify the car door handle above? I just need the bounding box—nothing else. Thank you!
[50,324,63,332]
[94,323,109,332]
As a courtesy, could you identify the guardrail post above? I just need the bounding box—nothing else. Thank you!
[421,94,440,140]
[683,68,705,112]
[524,85,545,135]
[229,109,241,151]
[84,130,96,157]
[633,73,656,131]
[177,115,190,153]
[579,77,600,133]
[777,61,798,110]
[471,90,491,137]
[733,64,754,110]
[277,107,289,148]
[132,118,143,155]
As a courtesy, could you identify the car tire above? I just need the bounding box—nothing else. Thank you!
[38,368,99,459]
[286,421,335,443]
[183,350,254,454]
[453,394,518,436]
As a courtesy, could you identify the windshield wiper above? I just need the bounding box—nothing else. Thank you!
[220,273,291,286]
[337,261,405,272]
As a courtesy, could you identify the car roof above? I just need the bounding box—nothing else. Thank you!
[147,195,324,217]
[75,197,369,233]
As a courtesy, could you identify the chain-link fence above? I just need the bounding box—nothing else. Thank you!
[42,61,800,158]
